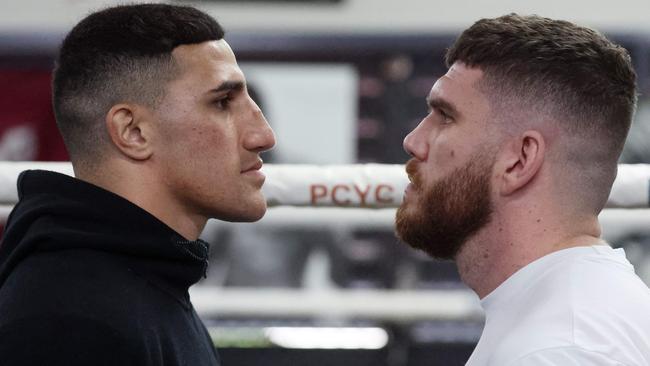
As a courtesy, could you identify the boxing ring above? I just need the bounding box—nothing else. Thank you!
[1,162,650,323]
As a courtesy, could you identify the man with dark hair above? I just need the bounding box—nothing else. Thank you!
[0,3,274,365]
[396,14,650,365]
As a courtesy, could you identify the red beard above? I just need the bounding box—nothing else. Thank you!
[395,153,494,260]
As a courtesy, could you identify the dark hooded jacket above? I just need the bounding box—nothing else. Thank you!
[0,170,220,366]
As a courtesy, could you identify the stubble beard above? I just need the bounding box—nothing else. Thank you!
[395,153,494,260]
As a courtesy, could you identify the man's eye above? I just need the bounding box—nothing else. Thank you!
[214,96,231,110]
[440,110,453,123]
[433,108,452,124]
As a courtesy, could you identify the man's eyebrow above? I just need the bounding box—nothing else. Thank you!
[208,80,245,94]
[427,96,459,117]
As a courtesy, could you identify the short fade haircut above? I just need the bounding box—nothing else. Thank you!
[52,4,225,163]
[446,14,637,213]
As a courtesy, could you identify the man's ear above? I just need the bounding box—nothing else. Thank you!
[497,130,545,196]
[105,104,153,161]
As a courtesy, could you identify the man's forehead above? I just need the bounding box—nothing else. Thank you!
[428,62,484,100]
[169,39,244,89]
[172,39,235,66]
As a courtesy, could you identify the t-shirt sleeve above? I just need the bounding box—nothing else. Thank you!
[506,346,627,366]
[0,314,139,366]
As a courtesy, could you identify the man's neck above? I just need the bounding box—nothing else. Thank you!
[75,164,206,241]
[455,214,602,299]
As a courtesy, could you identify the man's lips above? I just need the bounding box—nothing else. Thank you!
[241,159,263,174]
[405,159,421,188]
[241,160,266,184]
[404,182,415,197]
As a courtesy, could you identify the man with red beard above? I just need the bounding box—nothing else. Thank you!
[396,14,650,365]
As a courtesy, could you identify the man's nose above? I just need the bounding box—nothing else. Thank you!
[245,105,276,153]
[402,120,428,161]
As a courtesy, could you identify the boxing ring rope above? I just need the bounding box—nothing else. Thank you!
[191,286,484,321]
[1,162,649,209]
[1,161,650,321]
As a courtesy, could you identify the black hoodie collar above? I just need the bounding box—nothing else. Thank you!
[0,170,210,307]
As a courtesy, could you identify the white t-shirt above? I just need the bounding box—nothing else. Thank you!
[466,245,650,366]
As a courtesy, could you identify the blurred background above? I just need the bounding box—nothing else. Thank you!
[2,0,650,365]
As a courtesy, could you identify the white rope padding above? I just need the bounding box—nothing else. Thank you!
[0,162,649,208]
[190,286,483,321]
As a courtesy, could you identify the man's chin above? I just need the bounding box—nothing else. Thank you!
[395,202,458,260]
[243,205,267,222]
[236,203,267,222]
[394,203,418,242]
[213,198,267,223]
